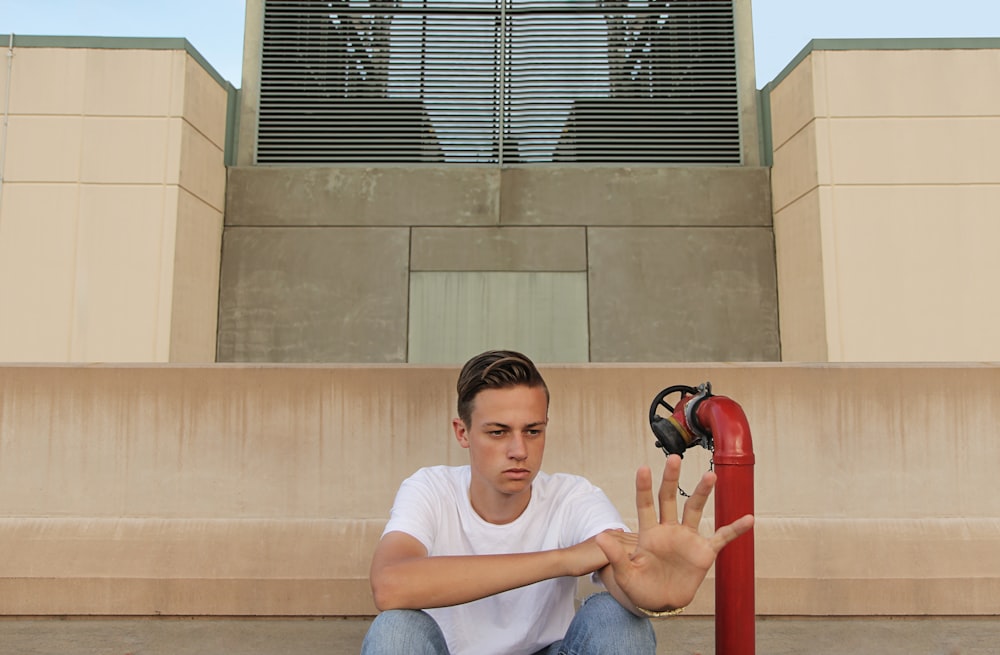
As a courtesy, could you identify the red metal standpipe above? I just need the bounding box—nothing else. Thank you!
[654,386,755,655]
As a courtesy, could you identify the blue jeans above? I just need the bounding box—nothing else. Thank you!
[360,592,656,655]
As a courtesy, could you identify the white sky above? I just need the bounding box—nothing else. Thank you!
[0,0,998,87]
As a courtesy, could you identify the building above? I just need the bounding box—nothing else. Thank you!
[0,0,997,625]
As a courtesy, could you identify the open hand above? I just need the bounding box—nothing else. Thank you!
[595,454,754,611]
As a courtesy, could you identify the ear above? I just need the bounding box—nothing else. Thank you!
[452,418,471,449]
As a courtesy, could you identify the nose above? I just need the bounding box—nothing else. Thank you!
[508,433,528,461]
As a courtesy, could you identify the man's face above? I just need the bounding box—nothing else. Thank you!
[453,384,548,521]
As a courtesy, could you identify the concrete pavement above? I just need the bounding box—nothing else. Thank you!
[1,616,997,654]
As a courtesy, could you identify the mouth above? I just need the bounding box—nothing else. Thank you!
[503,468,531,479]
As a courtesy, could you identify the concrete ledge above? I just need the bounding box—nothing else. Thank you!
[3,516,995,616]
[0,518,381,615]
[1,363,997,616]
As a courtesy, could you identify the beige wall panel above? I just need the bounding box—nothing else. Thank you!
[767,51,820,149]
[770,120,828,212]
[82,48,179,117]
[225,167,500,226]
[824,49,1000,117]
[827,185,1000,361]
[0,367,457,518]
[0,184,78,361]
[827,117,1000,185]
[178,120,226,211]
[7,47,87,115]
[772,189,828,362]
[0,364,998,615]
[0,45,228,364]
[182,53,230,148]
[169,189,224,363]
[217,227,410,362]
[0,518,382,615]
[80,117,175,184]
[410,227,587,272]
[587,228,780,362]
[72,185,175,362]
[408,272,589,364]
[756,519,1000,581]
[0,576,376,617]
[2,115,83,182]
[500,167,772,227]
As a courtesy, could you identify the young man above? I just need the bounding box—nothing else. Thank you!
[362,350,754,655]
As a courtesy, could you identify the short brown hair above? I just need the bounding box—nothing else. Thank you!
[456,350,549,426]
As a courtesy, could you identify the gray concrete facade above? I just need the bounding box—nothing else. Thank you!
[219,166,778,363]
[220,0,774,363]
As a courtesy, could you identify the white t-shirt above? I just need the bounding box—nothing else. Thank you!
[382,465,627,655]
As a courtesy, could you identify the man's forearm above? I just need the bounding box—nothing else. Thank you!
[372,547,598,611]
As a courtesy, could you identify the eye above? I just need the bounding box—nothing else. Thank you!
[488,430,506,438]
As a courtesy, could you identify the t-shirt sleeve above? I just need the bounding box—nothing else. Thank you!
[563,478,629,546]
[382,469,440,552]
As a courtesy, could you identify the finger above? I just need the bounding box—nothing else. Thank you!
[658,455,682,525]
[681,469,717,529]
[635,466,657,532]
[708,514,755,553]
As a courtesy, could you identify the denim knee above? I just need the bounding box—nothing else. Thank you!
[361,609,450,655]
[558,592,656,655]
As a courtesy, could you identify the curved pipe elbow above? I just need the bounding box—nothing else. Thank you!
[695,396,755,464]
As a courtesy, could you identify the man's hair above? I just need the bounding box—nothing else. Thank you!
[456,350,549,426]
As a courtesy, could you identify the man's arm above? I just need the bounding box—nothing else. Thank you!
[369,530,612,611]
[596,455,754,614]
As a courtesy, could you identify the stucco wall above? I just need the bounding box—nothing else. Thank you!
[766,41,1000,362]
[1,363,997,616]
[0,39,229,362]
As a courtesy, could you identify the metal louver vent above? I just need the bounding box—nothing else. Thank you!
[258,0,739,165]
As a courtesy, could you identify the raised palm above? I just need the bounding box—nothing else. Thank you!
[596,454,754,611]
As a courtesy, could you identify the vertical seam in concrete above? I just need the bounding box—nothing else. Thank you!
[405,226,413,362]
[757,86,770,167]
[496,167,503,227]
[214,221,229,363]
[818,52,842,362]
[157,54,180,362]
[768,177,783,362]
[584,226,592,362]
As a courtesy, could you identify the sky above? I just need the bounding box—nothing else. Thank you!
[0,0,998,87]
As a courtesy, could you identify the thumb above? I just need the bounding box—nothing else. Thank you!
[595,530,629,568]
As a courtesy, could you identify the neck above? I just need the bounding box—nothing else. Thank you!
[469,482,531,525]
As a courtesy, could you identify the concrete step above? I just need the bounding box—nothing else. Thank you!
[0,616,995,654]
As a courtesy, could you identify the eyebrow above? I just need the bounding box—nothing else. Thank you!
[481,421,547,429]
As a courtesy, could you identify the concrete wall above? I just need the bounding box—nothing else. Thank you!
[1,363,997,616]
[0,38,230,362]
[765,41,1000,362]
[220,166,779,363]
[221,0,775,365]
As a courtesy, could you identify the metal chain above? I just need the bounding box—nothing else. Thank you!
[676,451,714,498]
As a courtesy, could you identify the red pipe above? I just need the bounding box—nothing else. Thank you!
[695,396,755,655]
[667,392,755,655]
